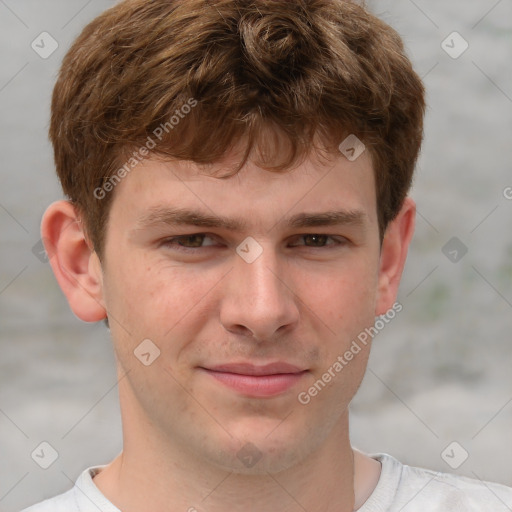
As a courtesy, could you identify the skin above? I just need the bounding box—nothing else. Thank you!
[42,145,415,512]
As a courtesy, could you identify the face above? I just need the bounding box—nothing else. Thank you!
[98,148,386,473]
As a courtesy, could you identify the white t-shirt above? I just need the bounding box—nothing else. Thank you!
[21,453,512,511]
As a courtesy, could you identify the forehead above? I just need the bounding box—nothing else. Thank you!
[109,149,377,233]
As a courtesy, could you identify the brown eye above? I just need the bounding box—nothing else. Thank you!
[303,234,329,247]
[177,234,206,248]
[161,234,219,251]
[290,234,345,248]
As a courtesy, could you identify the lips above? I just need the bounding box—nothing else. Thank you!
[206,362,305,375]
[199,362,308,397]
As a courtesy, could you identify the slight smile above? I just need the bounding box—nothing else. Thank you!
[199,362,309,398]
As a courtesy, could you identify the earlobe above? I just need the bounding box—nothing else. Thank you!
[375,197,416,316]
[41,200,107,322]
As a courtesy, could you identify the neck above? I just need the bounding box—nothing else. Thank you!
[94,382,380,512]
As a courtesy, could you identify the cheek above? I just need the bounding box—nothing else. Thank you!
[297,264,377,409]
[299,256,379,333]
[103,254,222,355]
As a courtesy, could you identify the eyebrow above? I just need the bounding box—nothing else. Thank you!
[133,206,366,232]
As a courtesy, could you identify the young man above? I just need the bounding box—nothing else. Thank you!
[23,0,512,510]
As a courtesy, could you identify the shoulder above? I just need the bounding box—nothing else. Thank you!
[20,487,79,512]
[370,453,512,511]
[400,462,512,510]
[20,466,119,512]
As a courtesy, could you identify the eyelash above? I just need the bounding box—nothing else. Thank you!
[160,233,347,252]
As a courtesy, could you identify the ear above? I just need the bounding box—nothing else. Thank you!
[375,197,415,316]
[41,200,107,322]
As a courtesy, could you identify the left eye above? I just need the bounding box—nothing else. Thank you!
[290,234,343,248]
[161,233,344,251]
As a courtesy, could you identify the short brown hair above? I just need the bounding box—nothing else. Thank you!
[50,0,425,259]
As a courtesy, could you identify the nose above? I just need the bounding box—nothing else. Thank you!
[219,242,299,341]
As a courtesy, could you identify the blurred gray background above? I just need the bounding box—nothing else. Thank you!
[0,1,511,510]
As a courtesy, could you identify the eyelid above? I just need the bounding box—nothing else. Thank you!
[160,233,220,250]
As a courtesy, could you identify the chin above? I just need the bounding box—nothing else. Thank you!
[205,418,321,475]
[213,442,308,476]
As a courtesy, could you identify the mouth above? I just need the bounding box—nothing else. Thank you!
[198,362,309,398]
